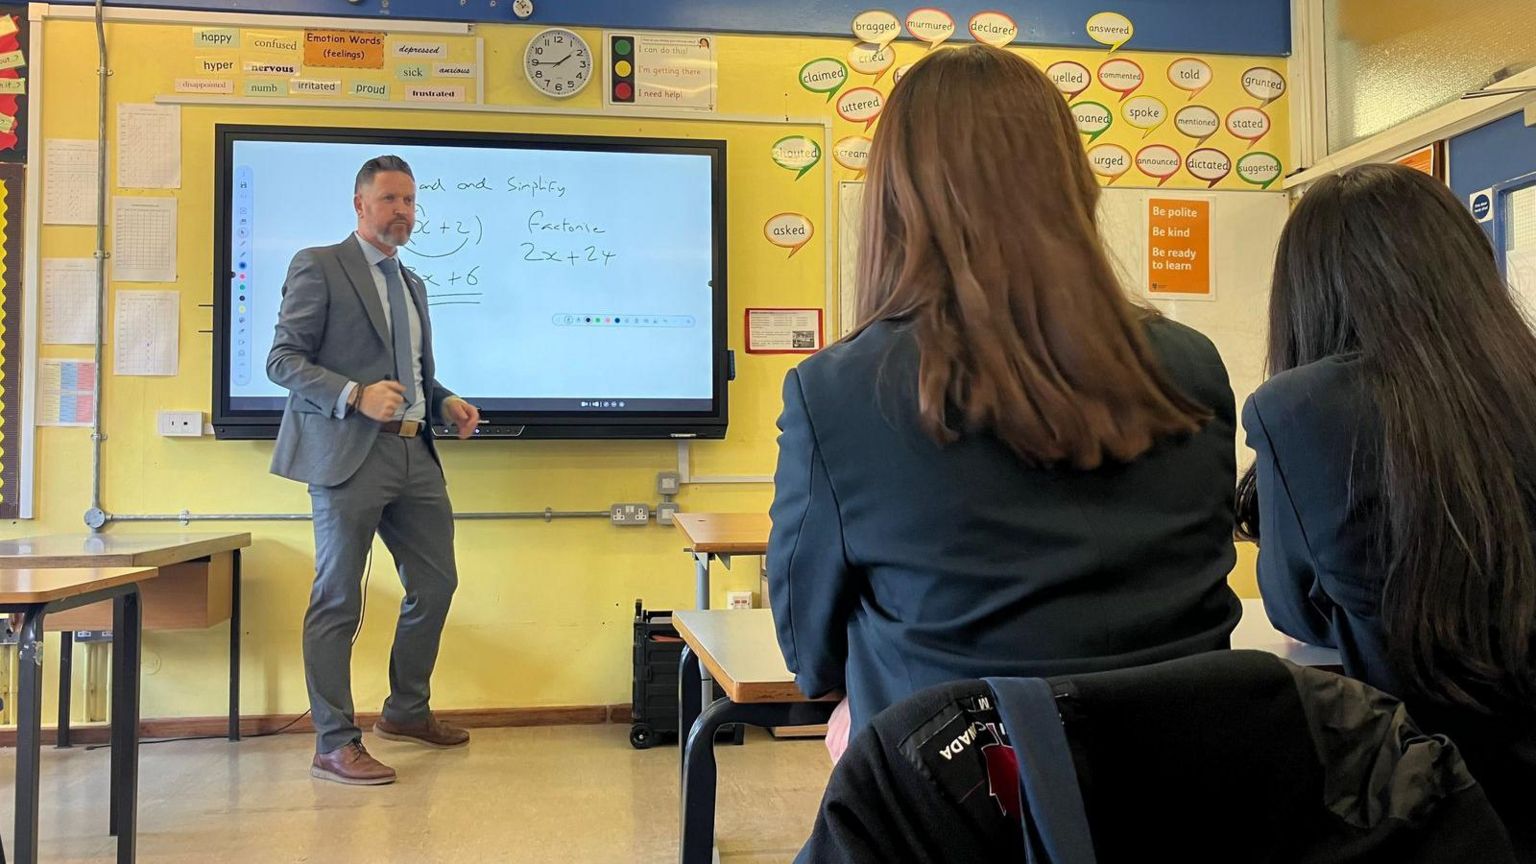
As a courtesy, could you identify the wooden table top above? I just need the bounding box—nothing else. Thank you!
[0,533,251,568]
[672,601,1340,706]
[0,567,158,605]
[673,513,771,556]
[673,609,834,704]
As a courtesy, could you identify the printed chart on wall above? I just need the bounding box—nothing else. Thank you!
[796,8,1290,193]
[175,25,480,103]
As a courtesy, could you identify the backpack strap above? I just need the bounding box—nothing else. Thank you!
[984,677,1098,864]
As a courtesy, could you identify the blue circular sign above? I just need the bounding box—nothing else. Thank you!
[1471,192,1493,221]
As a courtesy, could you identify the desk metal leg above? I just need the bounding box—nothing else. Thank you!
[678,699,838,864]
[678,647,703,780]
[56,631,73,749]
[14,607,46,864]
[109,590,140,863]
[229,549,242,742]
[693,552,711,611]
[691,553,715,711]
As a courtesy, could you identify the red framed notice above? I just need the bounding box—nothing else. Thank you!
[745,307,823,354]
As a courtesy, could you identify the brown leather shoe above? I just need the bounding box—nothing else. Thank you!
[311,740,396,786]
[373,713,470,749]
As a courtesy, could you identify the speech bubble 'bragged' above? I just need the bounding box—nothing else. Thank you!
[852,10,903,48]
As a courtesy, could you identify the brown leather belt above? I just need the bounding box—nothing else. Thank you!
[380,419,423,438]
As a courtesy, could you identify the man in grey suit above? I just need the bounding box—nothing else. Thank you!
[268,155,481,786]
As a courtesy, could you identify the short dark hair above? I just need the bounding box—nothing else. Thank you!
[355,155,413,193]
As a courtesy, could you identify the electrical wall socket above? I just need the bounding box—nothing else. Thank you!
[609,503,650,526]
[157,410,203,437]
[657,471,681,495]
[656,501,680,525]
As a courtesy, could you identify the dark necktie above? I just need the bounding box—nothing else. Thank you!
[377,256,418,411]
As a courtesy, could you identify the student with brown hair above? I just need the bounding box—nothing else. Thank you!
[767,44,1241,746]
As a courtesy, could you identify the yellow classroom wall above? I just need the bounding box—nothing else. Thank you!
[16,14,1278,723]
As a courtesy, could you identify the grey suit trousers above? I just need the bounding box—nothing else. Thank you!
[304,432,458,754]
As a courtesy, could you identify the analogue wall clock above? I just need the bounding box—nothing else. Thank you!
[524,27,592,99]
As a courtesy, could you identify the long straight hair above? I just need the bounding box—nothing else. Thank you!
[847,44,1209,470]
[1237,163,1536,712]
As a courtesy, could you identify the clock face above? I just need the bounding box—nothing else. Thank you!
[524,28,591,98]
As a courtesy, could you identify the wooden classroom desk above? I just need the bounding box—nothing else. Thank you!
[672,610,837,864]
[672,513,770,611]
[0,532,250,744]
[670,604,1341,864]
[0,566,155,864]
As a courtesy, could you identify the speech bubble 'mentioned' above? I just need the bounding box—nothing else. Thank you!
[1174,105,1221,145]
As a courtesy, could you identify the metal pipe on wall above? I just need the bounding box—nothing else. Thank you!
[87,0,110,530]
[104,508,619,524]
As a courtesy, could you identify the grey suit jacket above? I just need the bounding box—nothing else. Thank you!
[267,234,456,487]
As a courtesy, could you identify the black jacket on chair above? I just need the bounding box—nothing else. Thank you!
[1245,355,1536,858]
[768,316,1242,732]
[799,652,1518,864]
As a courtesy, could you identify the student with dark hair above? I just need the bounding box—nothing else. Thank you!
[1238,162,1536,856]
[767,44,1241,754]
